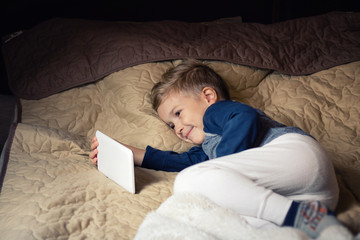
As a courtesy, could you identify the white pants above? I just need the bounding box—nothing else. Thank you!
[173,134,339,226]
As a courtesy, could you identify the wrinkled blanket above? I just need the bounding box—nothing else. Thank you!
[2,12,360,99]
[135,193,358,240]
[0,61,359,239]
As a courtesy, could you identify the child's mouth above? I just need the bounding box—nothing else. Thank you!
[185,127,193,139]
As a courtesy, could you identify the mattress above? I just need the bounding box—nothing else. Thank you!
[0,60,359,239]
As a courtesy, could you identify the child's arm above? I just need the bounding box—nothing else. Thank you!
[141,145,208,172]
[90,135,209,172]
[89,136,145,166]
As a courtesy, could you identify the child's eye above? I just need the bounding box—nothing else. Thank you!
[169,124,175,129]
[175,110,181,117]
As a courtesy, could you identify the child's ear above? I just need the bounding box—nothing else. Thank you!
[202,87,218,104]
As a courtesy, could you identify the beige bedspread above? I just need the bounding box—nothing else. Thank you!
[0,61,359,239]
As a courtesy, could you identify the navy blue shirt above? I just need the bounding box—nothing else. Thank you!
[142,100,311,172]
[202,101,261,159]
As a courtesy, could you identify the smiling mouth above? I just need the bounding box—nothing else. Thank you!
[185,127,193,139]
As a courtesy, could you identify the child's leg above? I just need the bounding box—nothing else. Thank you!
[175,161,292,225]
[174,133,339,225]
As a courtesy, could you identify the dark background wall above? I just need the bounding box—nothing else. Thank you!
[1,0,359,95]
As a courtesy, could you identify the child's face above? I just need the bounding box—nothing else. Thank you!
[157,90,213,145]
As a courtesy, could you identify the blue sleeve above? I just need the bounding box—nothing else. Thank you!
[204,101,260,158]
[141,145,208,172]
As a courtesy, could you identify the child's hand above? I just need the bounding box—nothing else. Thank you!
[89,136,99,165]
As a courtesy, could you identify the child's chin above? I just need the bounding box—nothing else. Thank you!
[187,140,203,146]
[183,139,194,144]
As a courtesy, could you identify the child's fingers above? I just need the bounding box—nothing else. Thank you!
[91,139,99,150]
[89,150,98,165]
[89,149,98,159]
[91,137,98,147]
[89,136,99,165]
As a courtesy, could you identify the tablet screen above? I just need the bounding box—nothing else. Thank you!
[96,130,135,194]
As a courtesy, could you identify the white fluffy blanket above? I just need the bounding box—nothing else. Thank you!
[135,193,357,240]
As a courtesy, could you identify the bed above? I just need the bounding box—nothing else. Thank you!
[0,12,359,239]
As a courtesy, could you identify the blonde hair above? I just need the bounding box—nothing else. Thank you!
[151,59,230,110]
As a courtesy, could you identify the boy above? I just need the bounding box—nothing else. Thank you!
[90,59,346,238]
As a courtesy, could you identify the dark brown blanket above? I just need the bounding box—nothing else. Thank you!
[2,12,360,99]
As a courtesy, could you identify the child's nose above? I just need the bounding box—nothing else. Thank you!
[174,123,183,135]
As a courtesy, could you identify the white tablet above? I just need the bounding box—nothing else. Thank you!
[96,130,135,194]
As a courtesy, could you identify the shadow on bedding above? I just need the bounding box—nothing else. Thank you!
[134,167,176,193]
